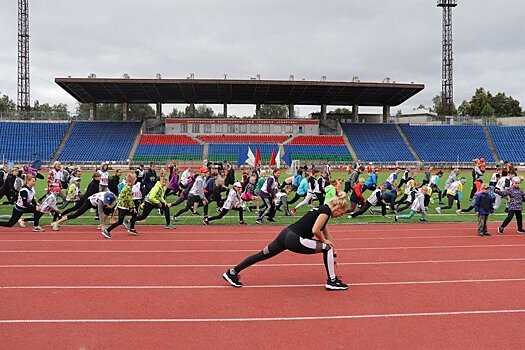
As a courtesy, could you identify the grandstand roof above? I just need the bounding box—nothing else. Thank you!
[55,77,424,107]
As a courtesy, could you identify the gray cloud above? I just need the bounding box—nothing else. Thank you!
[1,0,524,115]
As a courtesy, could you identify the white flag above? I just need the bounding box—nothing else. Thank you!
[246,147,255,166]
[275,149,281,168]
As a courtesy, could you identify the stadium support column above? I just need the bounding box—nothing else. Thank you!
[256,104,261,119]
[223,104,228,118]
[89,103,96,120]
[156,103,162,118]
[288,104,294,119]
[352,105,359,123]
[123,102,129,121]
[382,105,390,123]
[320,104,327,123]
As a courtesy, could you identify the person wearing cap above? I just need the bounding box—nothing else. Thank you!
[51,191,116,231]
[495,176,525,235]
[436,177,466,214]
[204,181,245,225]
[23,186,63,232]
[173,167,209,221]
[473,183,494,236]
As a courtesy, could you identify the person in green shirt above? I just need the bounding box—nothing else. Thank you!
[102,173,138,239]
[323,179,339,205]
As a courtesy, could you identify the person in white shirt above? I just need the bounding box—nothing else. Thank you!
[204,182,245,225]
[436,178,466,214]
[395,186,428,222]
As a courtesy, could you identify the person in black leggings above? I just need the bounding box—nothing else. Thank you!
[222,192,350,291]
[0,175,38,228]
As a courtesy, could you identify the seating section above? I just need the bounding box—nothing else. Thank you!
[133,134,203,162]
[0,121,68,162]
[341,124,415,162]
[197,134,289,143]
[400,125,495,162]
[284,135,352,162]
[58,121,140,162]
[139,134,199,145]
[288,135,346,145]
[208,143,278,162]
[488,125,525,163]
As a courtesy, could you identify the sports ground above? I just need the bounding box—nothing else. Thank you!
[1,222,524,349]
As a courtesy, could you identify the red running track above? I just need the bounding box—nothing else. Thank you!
[1,222,525,349]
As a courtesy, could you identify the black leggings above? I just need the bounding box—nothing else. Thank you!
[107,208,136,233]
[130,201,170,229]
[233,228,335,280]
[440,194,460,210]
[0,206,37,227]
[501,210,523,230]
[173,195,201,217]
[207,208,244,223]
[287,193,305,205]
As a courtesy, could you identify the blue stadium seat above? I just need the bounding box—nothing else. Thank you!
[0,121,68,163]
[400,125,494,162]
[57,121,140,162]
[341,123,415,162]
[488,125,525,163]
[208,143,278,162]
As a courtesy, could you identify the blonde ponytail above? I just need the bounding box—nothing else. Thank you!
[329,191,348,210]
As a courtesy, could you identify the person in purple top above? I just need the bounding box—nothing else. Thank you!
[256,169,281,224]
[165,166,180,198]
[496,176,525,235]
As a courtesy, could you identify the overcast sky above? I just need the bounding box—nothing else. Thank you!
[1,0,524,116]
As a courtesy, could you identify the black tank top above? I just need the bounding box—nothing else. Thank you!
[288,205,332,239]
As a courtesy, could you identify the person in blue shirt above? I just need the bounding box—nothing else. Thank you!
[363,168,379,193]
[474,183,494,236]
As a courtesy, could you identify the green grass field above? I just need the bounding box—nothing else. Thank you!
[0,170,517,228]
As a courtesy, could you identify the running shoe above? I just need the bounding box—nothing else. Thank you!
[325,277,349,291]
[497,226,504,235]
[101,229,112,239]
[165,224,176,229]
[128,228,138,235]
[32,226,44,232]
[222,270,243,288]
[51,222,60,231]
[18,219,26,228]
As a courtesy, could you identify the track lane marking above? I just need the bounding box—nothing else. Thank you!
[1,309,525,323]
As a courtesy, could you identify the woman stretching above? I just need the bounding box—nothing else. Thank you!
[222,192,349,291]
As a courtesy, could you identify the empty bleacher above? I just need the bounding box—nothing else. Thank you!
[488,125,525,163]
[400,124,495,162]
[58,121,140,162]
[133,134,203,162]
[208,143,278,162]
[284,135,353,162]
[341,123,415,162]
[198,134,289,143]
[0,121,68,163]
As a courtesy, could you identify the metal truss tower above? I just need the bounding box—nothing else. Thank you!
[18,0,30,112]
[437,0,457,116]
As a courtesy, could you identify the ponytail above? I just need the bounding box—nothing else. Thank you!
[329,191,348,210]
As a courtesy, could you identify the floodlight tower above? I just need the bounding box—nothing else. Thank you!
[17,0,30,112]
[437,0,457,116]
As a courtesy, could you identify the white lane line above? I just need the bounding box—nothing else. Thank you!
[0,235,483,242]
[1,309,525,324]
[1,244,524,253]
[2,278,525,290]
[2,257,525,268]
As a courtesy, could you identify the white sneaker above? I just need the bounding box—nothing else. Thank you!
[435,207,442,214]
[18,219,26,228]
[51,222,60,231]
[32,226,44,232]
[456,209,462,214]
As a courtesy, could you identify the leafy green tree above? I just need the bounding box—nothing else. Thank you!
[329,108,352,115]
[458,88,522,117]
[431,94,457,116]
[168,107,184,118]
[0,92,16,112]
[480,103,495,117]
[258,104,288,118]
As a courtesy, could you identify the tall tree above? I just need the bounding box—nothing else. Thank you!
[431,94,457,116]
[258,104,288,118]
[0,92,16,112]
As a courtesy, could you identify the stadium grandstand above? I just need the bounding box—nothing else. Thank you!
[1,77,524,167]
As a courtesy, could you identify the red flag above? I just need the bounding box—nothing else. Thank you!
[255,148,261,167]
[269,149,276,167]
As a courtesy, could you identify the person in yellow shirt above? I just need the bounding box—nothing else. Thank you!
[436,177,466,214]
